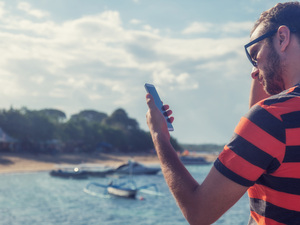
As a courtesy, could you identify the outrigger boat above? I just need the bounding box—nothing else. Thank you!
[84,180,162,199]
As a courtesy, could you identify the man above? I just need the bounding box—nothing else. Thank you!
[145,2,300,225]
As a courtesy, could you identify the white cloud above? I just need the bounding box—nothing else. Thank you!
[130,19,142,25]
[182,21,253,35]
[0,6,249,101]
[182,22,213,34]
[0,70,25,96]
[0,1,6,18]
[49,88,67,98]
[1,8,249,88]
[143,24,159,34]
[222,21,253,34]
[154,37,245,61]
[153,68,198,90]
[17,2,49,18]
[29,75,44,84]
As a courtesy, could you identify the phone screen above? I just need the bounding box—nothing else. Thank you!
[144,83,174,131]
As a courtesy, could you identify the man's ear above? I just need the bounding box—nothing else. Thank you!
[277,25,291,52]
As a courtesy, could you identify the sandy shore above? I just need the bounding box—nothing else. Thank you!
[0,152,218,174]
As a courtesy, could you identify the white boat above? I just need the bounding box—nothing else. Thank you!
[107,185,137,198]
[114,160,161,175]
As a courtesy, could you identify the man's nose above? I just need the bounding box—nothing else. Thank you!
[251,67,259,79]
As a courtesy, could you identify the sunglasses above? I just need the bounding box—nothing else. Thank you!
[244,29,278,67]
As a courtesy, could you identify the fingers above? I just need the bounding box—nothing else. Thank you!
[146,93,174,123]
[168,116,174,123]
[162,105,169,111]
[146,93,156,109]
[162,105,173,122]
[163,109,172,117]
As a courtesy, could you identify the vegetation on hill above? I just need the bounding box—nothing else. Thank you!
[0,107,182,154]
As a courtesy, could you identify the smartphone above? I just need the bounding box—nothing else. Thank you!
[144,83,174,131]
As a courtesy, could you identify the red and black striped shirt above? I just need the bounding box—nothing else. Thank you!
[214,84,300,225]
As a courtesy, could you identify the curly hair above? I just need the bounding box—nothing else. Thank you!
[251,1,300,40]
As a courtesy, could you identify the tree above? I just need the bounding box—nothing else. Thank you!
[38,109,66,123]
[0,107,55,141]
[103,108,139,131]
[0,106,182,154]
[70,110,108,123]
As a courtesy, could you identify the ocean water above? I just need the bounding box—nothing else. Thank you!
[0,164,250,225]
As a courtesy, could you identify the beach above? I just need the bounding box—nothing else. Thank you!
[0,152,218,174]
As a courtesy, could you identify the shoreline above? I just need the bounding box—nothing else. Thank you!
[0,152,218,174]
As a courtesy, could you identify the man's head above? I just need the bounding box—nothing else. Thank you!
[251,2,300,39]
[246,2,300,95]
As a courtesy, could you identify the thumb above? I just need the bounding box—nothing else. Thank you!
[146,93,156,109]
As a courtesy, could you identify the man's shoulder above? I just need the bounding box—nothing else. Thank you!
[245,85,300,129]
[262,85,300,106]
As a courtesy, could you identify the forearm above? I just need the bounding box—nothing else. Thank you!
[151,133,203,222]
[145,93,241,224]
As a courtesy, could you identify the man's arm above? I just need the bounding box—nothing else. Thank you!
[146,94,248,225]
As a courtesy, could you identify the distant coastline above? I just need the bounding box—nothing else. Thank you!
[0,151,218,174]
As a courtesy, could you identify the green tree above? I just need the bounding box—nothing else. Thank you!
[25,110,55,141]
[103,108,139,131]
[38,109,66,124]
[0,108,28,139]
[71,110,108,123]
[0,106,182,154]
[0,107,55,141]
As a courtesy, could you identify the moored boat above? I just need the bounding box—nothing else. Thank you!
[114,160,161,175]
[50,168,88,179]
[107,185,137,198]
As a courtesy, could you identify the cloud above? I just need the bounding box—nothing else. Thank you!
[0,1,6,18]
[182,22,213,34]
[17,2,49,18]
[130,19,142,25]
[153,68,198,90]
[182,21,253,36]
[154,37,246,62]
[222,21,253,34]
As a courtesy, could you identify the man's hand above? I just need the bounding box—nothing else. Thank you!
[249,78,270,108]
[146,93,173,141]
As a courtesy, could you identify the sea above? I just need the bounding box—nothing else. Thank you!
[0,164,250,225]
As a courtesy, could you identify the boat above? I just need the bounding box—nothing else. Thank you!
[114,160,161,175]
[50,167,88,179]
[84,180,162,199]
[79,164,115,177]
[179,155,211,165]
[106,181,137,198]
[50,164,115,179]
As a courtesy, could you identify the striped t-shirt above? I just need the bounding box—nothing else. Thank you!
[214,84,300,225]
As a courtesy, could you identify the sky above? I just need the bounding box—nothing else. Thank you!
[0,0,292,145]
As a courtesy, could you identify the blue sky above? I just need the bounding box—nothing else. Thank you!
[0,0,291,144]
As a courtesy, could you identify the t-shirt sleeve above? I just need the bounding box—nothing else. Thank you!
[214,104,285,187]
